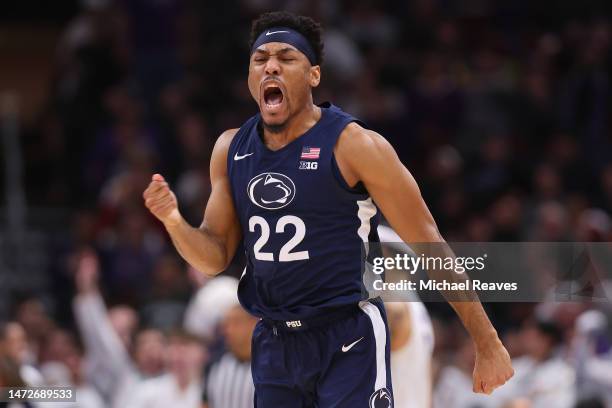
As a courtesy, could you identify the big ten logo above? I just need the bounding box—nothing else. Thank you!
[299,161,318,170]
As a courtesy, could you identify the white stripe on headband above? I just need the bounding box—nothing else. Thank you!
[251,26,318,65]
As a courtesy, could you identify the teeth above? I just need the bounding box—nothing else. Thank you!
[263,86,283,109]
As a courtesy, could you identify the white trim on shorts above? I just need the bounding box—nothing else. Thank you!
[358,300,387,391]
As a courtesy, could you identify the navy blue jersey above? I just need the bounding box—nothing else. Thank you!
[227,102,379,320]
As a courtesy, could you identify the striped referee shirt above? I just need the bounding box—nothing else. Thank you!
[203,352,254,408]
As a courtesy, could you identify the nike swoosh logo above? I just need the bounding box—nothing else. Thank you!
[266,30,290,36]
[341,337,364,352]
[234,152,254,161]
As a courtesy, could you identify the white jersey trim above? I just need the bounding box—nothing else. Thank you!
[357,198,377,254]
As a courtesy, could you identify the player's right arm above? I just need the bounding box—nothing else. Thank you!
[143,129,242,276]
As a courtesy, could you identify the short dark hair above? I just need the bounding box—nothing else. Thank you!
[249,11,324,65]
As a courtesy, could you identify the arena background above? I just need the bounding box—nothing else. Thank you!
[1,0,612,407]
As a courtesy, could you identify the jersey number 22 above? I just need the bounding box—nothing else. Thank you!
[248,215,310,261]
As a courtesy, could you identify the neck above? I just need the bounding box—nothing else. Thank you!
[262,103,321,150]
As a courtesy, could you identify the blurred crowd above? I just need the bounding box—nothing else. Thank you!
[2,0,612,407]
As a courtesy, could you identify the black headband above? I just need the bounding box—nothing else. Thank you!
[251,26,318,66]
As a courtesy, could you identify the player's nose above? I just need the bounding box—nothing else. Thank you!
[264,58,281,76]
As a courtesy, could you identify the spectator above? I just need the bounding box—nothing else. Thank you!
[0,350,30,408]
[492,318,576,408]
[111,328,167,408]
[39,329,105,408]
[12,298,55,365]
[433,332,492,408]
[572,309,612,407]
[124,330,206,408]
[72,249,165,404]
[387,301,434,408]
[203,304,257,408]
[0,322,44,387]
[379,225,435,408]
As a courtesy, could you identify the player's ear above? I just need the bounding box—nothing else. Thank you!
[309,65,321,88]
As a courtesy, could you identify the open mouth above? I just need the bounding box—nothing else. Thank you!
[263,84,284,109]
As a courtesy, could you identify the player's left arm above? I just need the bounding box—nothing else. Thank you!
[335,123,514,394]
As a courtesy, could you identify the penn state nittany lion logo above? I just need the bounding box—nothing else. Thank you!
[369,388,392,408]
[247,172,296,210]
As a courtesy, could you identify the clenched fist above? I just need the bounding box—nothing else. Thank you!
[473,337,514,394]
[143,174,182,227]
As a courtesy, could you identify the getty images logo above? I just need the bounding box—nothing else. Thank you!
[247,172,296,210]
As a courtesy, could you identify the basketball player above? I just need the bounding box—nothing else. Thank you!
[143,11,513,407]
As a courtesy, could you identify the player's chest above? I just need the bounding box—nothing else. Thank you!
[230,149,335,216]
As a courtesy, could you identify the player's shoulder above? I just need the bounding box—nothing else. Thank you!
[212,128,240,156]
[217,128,240,147]
[336,121,393,160]
[210,129,239,175]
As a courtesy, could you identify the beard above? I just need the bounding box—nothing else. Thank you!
[262,119,288,134]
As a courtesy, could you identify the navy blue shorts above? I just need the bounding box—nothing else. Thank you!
[251,298,393,407]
